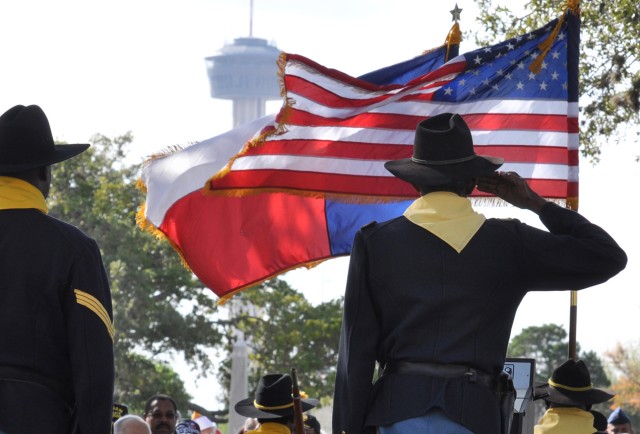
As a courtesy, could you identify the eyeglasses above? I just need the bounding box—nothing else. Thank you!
[147,412,176,419]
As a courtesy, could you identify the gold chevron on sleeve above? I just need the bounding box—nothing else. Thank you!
[74,289,115,341]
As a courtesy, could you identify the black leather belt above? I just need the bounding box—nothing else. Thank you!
[381,360,497,389]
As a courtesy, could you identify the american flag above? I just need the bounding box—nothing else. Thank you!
[209,12,579,204]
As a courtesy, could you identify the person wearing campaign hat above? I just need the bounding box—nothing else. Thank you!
[534,359,614,433]
[608,407,635,434]
[235,373,318,434]
[0,104,114,434]
[332,113,628,434]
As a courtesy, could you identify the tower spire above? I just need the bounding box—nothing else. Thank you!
[249,0,253,37]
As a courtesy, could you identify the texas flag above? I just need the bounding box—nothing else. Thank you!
[137,43,458,300]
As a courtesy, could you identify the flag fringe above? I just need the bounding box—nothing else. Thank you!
[471,196,569,208]
[135,202,195,274]
[202,186,416,204]
[216,259,327,305]
[140,144,186,170]
[135,177,147,194]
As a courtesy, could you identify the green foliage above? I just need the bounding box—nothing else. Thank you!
[605,341,640,417]
[114,352,193,415]
[48,133,225,411]
[473,0,640,160]
[507,323,609,386]
[218,278,343,405]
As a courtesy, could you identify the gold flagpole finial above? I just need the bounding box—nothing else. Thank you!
[444,4,463,62]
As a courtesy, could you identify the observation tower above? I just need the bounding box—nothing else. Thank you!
[205,5,281,127]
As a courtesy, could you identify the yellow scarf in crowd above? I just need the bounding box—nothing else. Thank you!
[534,407,596,434]
[403,191,485,253]
[247,422,292,434]
[0,176,48,213]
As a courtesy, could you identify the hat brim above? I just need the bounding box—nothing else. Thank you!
[234,397,319,419]
[0,143,89,172]
[535,383,614,406]
[384,155,503,186]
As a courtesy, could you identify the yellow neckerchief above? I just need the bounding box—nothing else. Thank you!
[0,176,48,213]
[533,407,595,434]
[403,191,485,253]
[247,422,291,434]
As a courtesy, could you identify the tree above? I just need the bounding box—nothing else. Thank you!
[114,353,192,415]
[507,323,609,386]
[605,341,640,421]
[218,278,343,406]
[473,0,640,160]
[49,133,226,412]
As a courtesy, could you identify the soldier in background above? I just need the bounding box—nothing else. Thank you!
[0,104,114,433]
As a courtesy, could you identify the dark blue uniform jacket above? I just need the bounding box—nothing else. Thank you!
[0,208,115,434]
[333,203,627,434]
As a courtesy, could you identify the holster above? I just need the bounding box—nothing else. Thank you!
[497,371,516,434]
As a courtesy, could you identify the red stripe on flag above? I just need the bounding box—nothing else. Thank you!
[474,179,578,200]
[211,170,418,197]
[475,146,579,165]
[464,114,579,133]
[283,109,577,133]
[243,140,412,160]
[242,140,577,165]
[284,108,426,130]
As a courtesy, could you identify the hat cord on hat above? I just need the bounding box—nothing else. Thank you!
[548,378,593,392]
[411,154,477,165]
[254,400,294,411]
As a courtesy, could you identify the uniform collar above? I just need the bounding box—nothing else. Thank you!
[0,176,48,213]
[250,422,292,434]
[403,191,485,253]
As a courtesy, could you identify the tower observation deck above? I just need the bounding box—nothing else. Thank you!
[205,36,281,127]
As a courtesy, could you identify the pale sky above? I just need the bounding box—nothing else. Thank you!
[2,0,638,412]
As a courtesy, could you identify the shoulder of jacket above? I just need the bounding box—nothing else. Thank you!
[359,216,403,238]
[360,220,378,231]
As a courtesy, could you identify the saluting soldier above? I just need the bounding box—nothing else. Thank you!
[332,113,627,434]
[0,105,115,433]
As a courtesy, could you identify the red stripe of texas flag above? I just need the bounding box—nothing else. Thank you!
[159,191,332,295]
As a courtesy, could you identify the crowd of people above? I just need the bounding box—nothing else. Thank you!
[109,375,324,434]
[0,104,631,434]
[110,365,633,434]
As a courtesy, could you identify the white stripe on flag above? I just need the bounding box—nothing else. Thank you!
[231,155,577,181]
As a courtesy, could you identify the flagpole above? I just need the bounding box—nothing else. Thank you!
[569,290,577,359]
[567,0,580,362]
[528,0,581,359]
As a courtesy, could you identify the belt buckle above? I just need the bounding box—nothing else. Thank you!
[465,368,478,383]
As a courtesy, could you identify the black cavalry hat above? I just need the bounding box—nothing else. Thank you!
[535,359,614,406]
[234,373,318,419]
[384,112,503,185]
[0,104,89,172]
